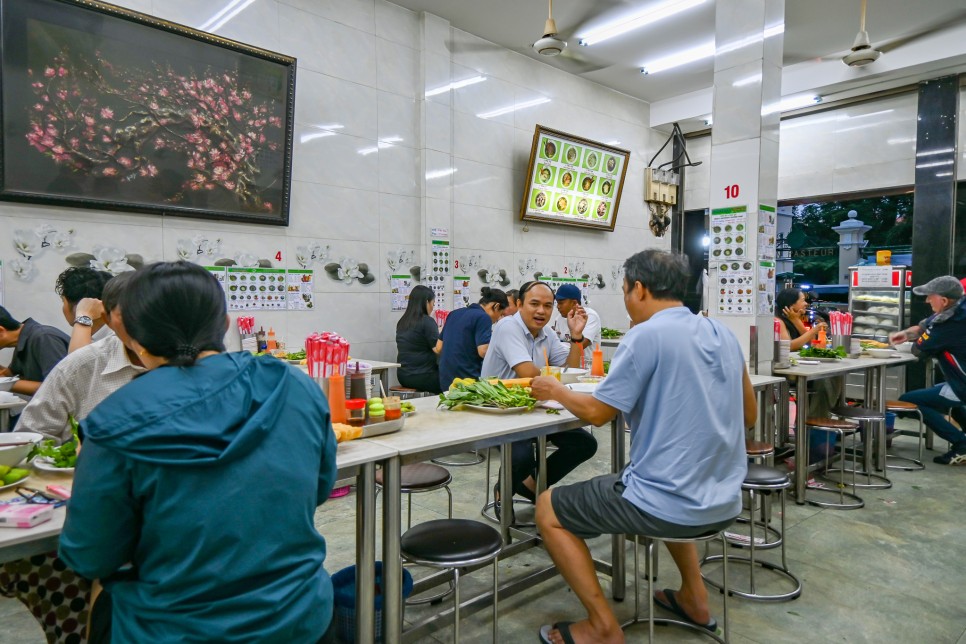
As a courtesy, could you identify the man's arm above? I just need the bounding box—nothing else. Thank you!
[476,343,489,358]
[742,367,757,430]
[68,299,105,354]
[14,364,76,443]
[530,376,619,427]
[890,325,924,345]
[10,380,41,396]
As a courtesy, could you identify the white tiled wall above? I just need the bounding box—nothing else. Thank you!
[683,92,920,210]
[0,0,667,366]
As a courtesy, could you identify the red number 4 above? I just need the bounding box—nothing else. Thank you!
[275,251,282,262]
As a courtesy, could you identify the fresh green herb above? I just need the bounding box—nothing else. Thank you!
[437,380,537,411]
[798,346,846,360]
[545,408,561,415]
[28,416,79,468]
[600,328,624,339]
[285,349,306,360]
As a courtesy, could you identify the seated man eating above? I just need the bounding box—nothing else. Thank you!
[481,280,597,512]
[531,249,755,644]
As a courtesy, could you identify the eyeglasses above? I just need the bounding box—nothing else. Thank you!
[15,487,60,504]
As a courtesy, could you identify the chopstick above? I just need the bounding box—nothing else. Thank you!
[543,348,549,367]
[0,441,37,448]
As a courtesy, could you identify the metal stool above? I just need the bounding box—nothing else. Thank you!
[377,463,455,605]
[701,465,802,602]
[831,406,891,490]
[623,529,731,643]
[806,417,864,510]
[400,519,503,643]
[481,446,535,527]
[885,400,925,470]
[745,439,775,464]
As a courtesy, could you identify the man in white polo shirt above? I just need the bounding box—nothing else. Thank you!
[531,250,755,644]
[481,280,597,515]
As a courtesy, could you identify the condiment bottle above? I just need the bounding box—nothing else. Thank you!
[349,363,368,400]
[590,344,605,377]
[327,374,347,424]
[345,399,366,427]
[256,326,267,352]
[266,327,277,351]
[817,327,828,348]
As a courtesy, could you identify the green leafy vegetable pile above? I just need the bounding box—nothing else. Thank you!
[600,328,624,339]
[28,416,79,469]
[438,380,536,411]
[285,349,306,360]
[798,346,847,360]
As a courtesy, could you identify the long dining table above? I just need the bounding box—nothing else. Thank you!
[772,353,918,503]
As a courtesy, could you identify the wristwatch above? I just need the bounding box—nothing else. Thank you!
[570,336,585,344]
[73,315,94,327]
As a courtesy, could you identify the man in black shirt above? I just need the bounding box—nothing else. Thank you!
[0,306,69,396]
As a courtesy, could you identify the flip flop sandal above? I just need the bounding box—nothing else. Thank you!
[538,621,576,644]
[653,589,717,632]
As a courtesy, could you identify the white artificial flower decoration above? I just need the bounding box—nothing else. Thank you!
[51,230,74,251]
[90,246,134,274]
[234,252,260,268]
[337,257,363,284]
[9,257,36,281]
[13,230,38,259]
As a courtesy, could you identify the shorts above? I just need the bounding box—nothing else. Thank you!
[550,472,735,540]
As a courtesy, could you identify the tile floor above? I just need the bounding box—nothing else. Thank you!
[2,418,964,643]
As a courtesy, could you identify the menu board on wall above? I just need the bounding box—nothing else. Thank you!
[286,269,315,310]
[226,267,288,311]
[520,125,630,232]
[390,274,414,312]
[452,276,472,310]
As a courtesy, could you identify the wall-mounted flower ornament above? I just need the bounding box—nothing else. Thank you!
[386,249,416,272]
[233,252,261,269]
[9,257,37,282]
[90,246,136,274]
[177,235,223,263]
[51,231,74,251]
[518,258,538,277]
[477,266,511,287]
[459,255,482,273]
[295,242,330,269]
[13,230,39,260]
[591,273,606,289]
[610,264,625,291]
[324,257,375,285]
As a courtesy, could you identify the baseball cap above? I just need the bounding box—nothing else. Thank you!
[912,275,964,299]
[555,284,582,301]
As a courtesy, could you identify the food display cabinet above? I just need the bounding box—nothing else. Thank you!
[846,265,912,402]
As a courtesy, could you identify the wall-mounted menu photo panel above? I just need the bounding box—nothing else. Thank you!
[520,125,629,232]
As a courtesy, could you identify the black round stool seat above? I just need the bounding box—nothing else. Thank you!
[832,405,884,421]
[744,464,791,488]
[401,519,503,566]
[807,417,859,431]
[377,463,451,490]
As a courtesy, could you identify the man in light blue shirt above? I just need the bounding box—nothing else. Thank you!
[481,280,597,512]
[531,250,755,644]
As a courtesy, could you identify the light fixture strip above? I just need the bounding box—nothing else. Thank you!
[579,0,707,47]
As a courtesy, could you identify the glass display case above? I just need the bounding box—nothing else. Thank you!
[846,265,912,401]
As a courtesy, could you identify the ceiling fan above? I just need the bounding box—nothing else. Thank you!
[532,0,568,56]
[842,0,966,67]
[527,0,626,73]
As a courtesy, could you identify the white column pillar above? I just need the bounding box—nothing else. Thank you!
[707,0,784,372]
[832,210,871,283]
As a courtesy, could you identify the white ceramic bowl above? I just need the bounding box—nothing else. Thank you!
[867,348,899,359]
[0,376,19,392]
[567,383,599,393]
[0,432,44,468]
[560,368,588,385]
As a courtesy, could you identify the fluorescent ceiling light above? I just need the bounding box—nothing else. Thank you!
[579,0,707,47]
[641,41,714,75]
[887,137,916,145]
[935,171,953,177]
[761,94,821,116]
[916,159,953,169]
[426,168,457,180]
[477,97,550,119]
[916,147,954,157]
[425,75,486,98]
[358,136,403,156]
[200,0,256,32]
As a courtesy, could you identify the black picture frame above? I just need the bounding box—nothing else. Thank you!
[0,0,297,225]
[520,125,630,232]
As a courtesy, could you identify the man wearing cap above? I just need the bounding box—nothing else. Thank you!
[552,284,602,366]
[890,275,966,465]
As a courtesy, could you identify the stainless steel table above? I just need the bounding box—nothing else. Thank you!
[773,354,917,503]
[369,396,612,644]
[0,397,27,432]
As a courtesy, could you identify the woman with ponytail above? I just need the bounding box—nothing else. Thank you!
[60,261,338,642]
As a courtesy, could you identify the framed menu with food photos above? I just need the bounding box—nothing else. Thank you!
[520,125,629,232]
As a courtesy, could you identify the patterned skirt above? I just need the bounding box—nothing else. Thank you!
[0,553,90,644]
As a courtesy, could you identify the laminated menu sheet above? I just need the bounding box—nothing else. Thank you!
[711,208,753,316]
[226,267,287,311]
[452,276,472,310]
[757,261,776,315]
[390,274,413,312]
[286,269,315,310]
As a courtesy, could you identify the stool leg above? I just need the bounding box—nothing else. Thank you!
[721,533,729,644]
[445,485,453,519]
[748,489,757,595]
[492,557,500,643]
[647,539,655,644]
[916,410,924,463]
[453,567,461,642]
[407,492,412,531]
[779,487,788,572]
[633,536,640,621]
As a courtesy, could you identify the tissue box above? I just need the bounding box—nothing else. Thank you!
[0,504,53,528]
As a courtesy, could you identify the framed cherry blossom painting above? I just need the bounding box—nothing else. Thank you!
[0,0,296,225]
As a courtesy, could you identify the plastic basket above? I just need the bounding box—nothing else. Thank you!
[345,362,373,401]
[331,562,413,643]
